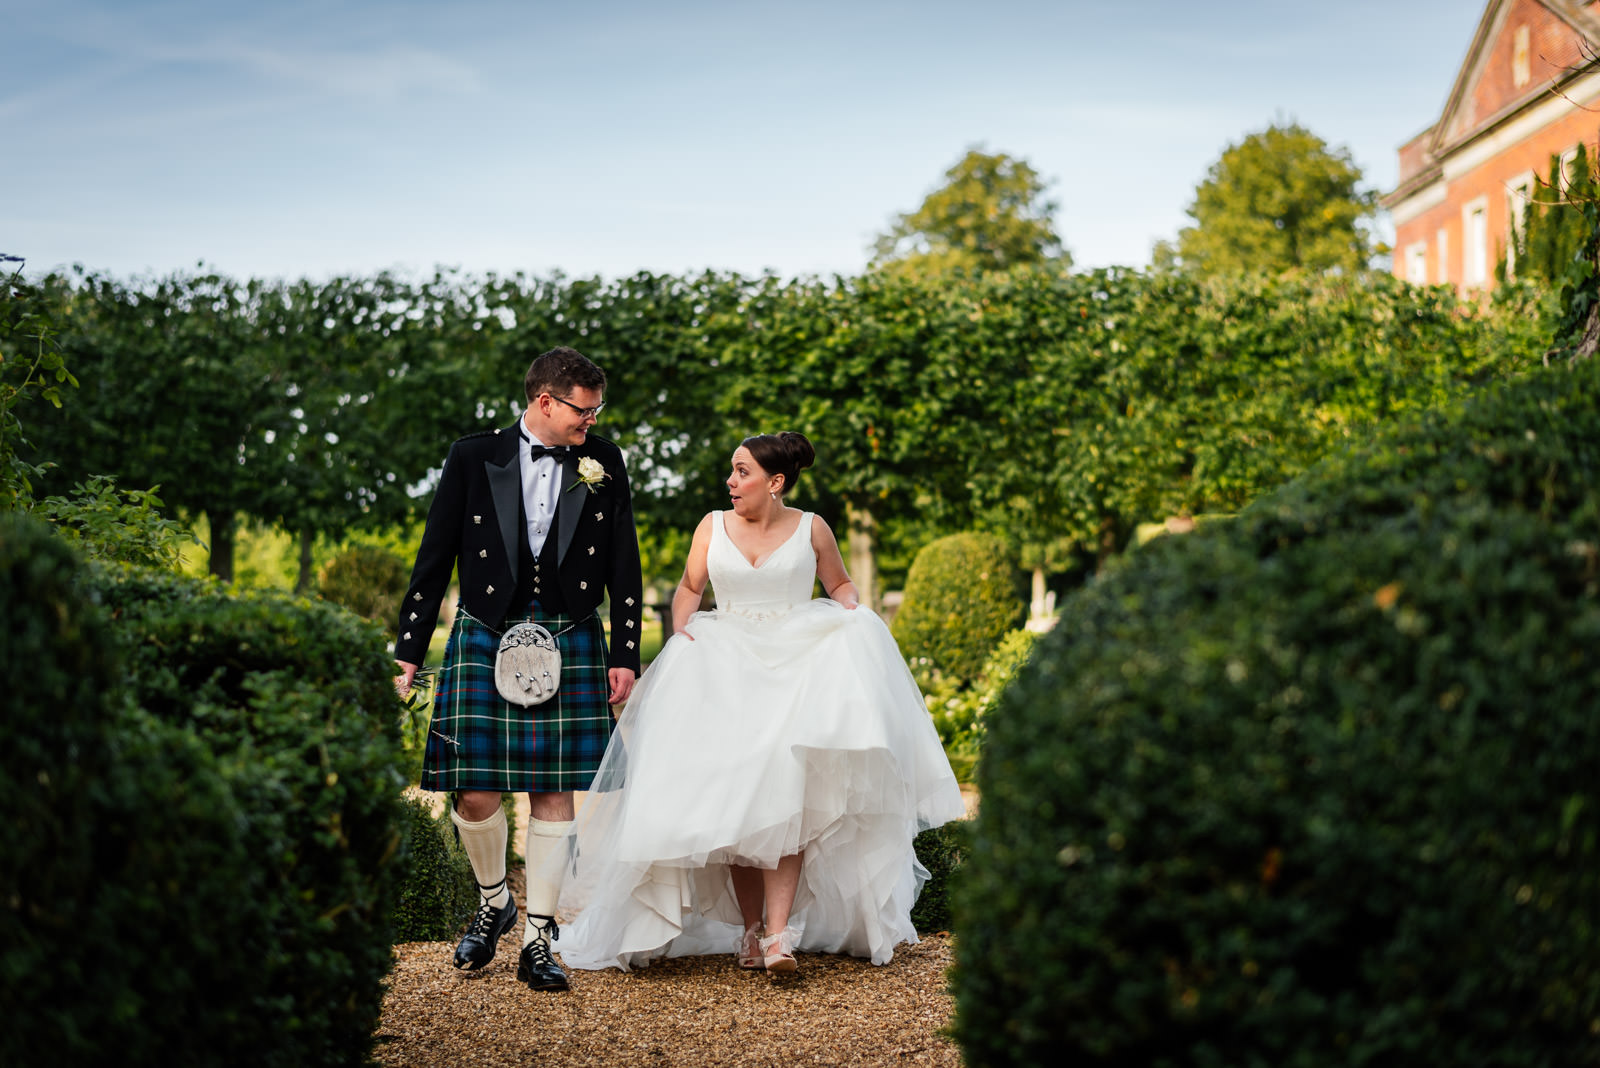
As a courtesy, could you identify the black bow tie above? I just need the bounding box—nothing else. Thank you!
[528,444,569,461]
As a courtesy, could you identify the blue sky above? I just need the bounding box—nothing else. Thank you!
[4,0,1485,283]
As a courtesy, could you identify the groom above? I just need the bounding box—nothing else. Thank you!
[394,346,643,992]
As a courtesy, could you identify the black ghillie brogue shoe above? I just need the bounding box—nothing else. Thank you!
[453,893,519,971]
[516,915,570,991]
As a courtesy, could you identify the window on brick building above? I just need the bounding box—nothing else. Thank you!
[1513,25,1531,89]
[1464,198,1489,288]
[1405,243,1428,284]
[1436,228,1450,286]
[1506,172,1534,277]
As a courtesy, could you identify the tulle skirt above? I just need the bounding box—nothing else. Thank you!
[555,600,966,969]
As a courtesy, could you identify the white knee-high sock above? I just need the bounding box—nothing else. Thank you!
[524,817,573,946]
[451,804,511,909]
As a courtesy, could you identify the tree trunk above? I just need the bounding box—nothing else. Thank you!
[295,528,315,595]
[1030,565,1047,620]
[209,510,236,583]
[845,500,879,616]
[1097,514,1119,570]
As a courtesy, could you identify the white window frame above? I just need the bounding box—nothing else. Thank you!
[1405,241,1429,284]
[1505,170,1535,277]
[1436,228,1450,285]
[1463,196,1490,288]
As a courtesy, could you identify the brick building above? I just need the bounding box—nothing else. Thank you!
[1386,0,1600,293]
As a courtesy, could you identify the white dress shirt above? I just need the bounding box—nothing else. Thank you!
[520,430,562,557]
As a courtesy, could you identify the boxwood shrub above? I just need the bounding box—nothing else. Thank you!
[892,531,1023,685]
[0,513,133,1058]
[392,793,477,942]
[924,628,1039,781]
[318,543,411,625]
[0,518,258,1063]
[1,537,409,1066]
[911,820,971,934]
[94,569,409,1064]
[952,360,1600,1067]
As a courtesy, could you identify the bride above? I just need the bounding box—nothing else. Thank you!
[553,431,966,974]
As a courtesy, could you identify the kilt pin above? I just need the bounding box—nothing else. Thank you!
[396,421,644,795]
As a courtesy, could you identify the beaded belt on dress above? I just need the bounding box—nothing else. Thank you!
[720,605,792,622]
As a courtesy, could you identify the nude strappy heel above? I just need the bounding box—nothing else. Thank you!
[737,924,766,970]
[760,928,797,974]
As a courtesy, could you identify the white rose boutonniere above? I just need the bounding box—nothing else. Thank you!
[571,455,609,494]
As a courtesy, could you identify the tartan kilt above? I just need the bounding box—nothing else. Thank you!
[421,604,614,793]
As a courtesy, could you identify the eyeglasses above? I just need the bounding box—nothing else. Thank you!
[549,394,605,420]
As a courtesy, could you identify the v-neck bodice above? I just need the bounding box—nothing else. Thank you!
[708,511,815,619]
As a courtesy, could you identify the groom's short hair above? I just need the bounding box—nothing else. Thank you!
[525,347,607,402]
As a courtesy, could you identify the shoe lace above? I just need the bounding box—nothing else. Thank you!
[524,914,561,967]
[466,900,502,938]
[522,937,558,968]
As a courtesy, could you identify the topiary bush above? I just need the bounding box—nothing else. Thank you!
[1,550,409,1067]
[0,513,129,1056]
[89,568,409,1066]
[392,794,477,942]
[953,360,1600,1067]
[317,542,412,625]
[388,792,518,945]
[911,820,971,934]
[0,518,270,1064]
[892,531,1023,685]
[923,628,1039,782]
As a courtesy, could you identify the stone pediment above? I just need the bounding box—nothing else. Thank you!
[1432,0,1600,155]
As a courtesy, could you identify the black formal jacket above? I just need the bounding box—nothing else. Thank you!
[395,421,645,675]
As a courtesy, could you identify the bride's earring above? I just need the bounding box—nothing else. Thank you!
[769,491,776,500]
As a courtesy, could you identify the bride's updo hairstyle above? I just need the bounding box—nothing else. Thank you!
[741,431,815,496]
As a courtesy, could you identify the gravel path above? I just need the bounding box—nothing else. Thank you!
[379,791,974,1065]
[374,929,962,1067]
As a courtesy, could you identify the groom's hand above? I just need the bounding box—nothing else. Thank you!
[608,667,637,706]
[394,660,419,697]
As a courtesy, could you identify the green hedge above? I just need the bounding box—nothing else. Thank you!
[0,518,258,1062]
[911,820,970,934]
[0,528,409,1067]
[892,531,1023,685]
[390,794,519,944]
[0,513,134,1055]
[952,360,1600,1067]
[923,628,1039,782]
[392,794,477,942]
[318,543,411,625]
[97,569,409,1064]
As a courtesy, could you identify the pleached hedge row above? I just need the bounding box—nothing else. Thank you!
[952,358,1600,1067]
[0,516,409,1067]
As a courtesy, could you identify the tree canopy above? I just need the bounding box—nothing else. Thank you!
[1165,122,1379,276]
[870,148,1068,277]
[0,259,76,509]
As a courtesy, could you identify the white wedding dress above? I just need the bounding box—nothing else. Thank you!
[556,510,966,969]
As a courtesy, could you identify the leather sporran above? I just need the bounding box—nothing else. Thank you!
[495,622,561,707]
